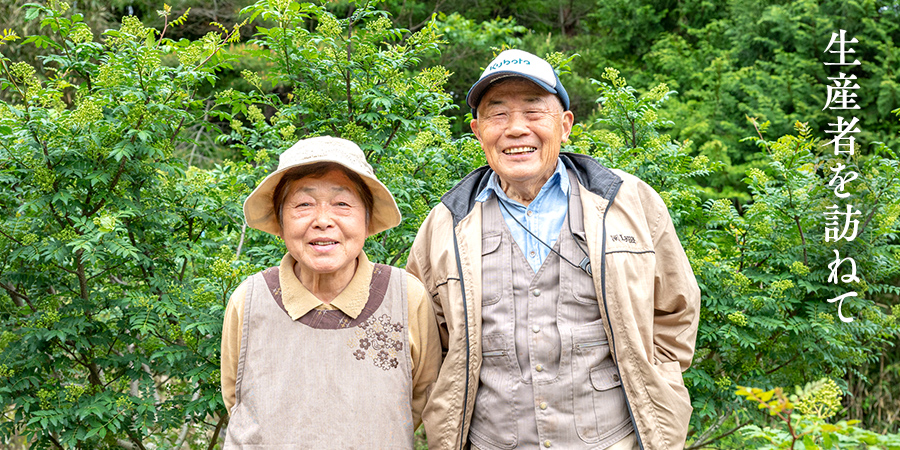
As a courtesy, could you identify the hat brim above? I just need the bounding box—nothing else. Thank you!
[466,71,559,111]
[243,159,402,237]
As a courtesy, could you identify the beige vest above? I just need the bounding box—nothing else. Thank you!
[470,174,633,450]
[225,264,414,449]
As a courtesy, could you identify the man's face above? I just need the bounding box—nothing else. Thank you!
[470,79,574,194]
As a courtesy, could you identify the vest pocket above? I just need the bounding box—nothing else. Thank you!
[470,334,518,449]
[572,322,626,444]
[568,238,599,305]
[481,233,503,306]
[590,364,622,390]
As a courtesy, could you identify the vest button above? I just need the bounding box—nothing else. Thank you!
[535,364,544,372]
[539,402,548,410]
[532,289,541,297]
[543,440,551,448]
[532,325,540,333]
[613,373,620,382]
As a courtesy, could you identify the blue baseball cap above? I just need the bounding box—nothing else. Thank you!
[466,49,570,117]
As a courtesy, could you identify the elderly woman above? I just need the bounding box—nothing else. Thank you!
[220,136,441,448]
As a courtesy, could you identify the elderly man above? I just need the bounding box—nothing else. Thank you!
[408,49,700,450]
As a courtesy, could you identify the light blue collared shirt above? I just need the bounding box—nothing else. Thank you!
[475,159,570,272]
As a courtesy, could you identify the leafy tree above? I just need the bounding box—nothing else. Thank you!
[425,12,527,132]
[0,0,476,446]
[641,0,900,201]
[0,2,251,447]
[213,0,479,267]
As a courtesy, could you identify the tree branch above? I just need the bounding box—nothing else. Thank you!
[126,428,148,450]
[235,222,247,258]
[345,11,354,122]
[793,215,808,266]
[0,280,35,311]
[47,434,64,450]
[173,383,202,449]
[207,413,228,450]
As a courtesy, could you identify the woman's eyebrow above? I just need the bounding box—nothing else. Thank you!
[294,185,350,194]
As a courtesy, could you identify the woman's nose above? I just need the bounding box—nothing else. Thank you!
[311,206,335,228]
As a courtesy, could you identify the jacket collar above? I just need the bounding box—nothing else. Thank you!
[441,152,623,224]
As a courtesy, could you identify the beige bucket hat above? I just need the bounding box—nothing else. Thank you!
[243,136,401,237]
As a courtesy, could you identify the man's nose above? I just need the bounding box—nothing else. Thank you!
[505,112,531,136]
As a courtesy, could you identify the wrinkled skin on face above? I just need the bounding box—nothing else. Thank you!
[279,169,368,301]
[470,78,574,206]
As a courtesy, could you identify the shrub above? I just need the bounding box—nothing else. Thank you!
[569,68,900,447]
[736,379,900,449]
[0,3,248,447]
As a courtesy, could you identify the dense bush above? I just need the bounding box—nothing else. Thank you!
[211,0,477,268]
[735,379,900,449]
[0,2,251,447]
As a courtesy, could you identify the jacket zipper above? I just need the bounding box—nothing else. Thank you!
[452,226,471,450]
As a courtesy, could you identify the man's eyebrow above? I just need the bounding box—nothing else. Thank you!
[483,97,550,111]
[485,95,545,105]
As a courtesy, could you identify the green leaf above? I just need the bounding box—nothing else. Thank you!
[23,5,41,21]
[801,434,816,449]
[822,432,833,448]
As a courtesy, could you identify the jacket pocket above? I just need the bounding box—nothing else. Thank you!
[480,233,503,306]
[469,334,518,449]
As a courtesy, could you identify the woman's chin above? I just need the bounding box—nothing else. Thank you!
[298,258,354,278]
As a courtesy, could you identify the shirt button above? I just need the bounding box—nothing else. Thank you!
[532,325,541,333]
[539,402,548,410]
[532,289,541,297]
[529,251,536,258]
[543,440,552,448]
[527,210,534,217]
[535,364,544,372]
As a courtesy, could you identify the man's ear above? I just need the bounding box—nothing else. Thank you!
[561,110,574,142]
[470,118,481,141]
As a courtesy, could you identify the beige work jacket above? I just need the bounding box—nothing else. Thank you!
[407,153,701,450]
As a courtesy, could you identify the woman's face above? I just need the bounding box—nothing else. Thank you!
[279,169,368,280]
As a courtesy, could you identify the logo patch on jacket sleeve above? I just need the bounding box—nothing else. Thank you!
[610,234,637,244]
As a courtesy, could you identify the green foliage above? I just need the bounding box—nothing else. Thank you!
[428,11,527,132]
[640,0,900,201]
[0,0,480,445]
[212,0,479,267]
[570,67,718,229]
[569,68,900,447]
[0,3,247,447]
[735,380,900,449]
